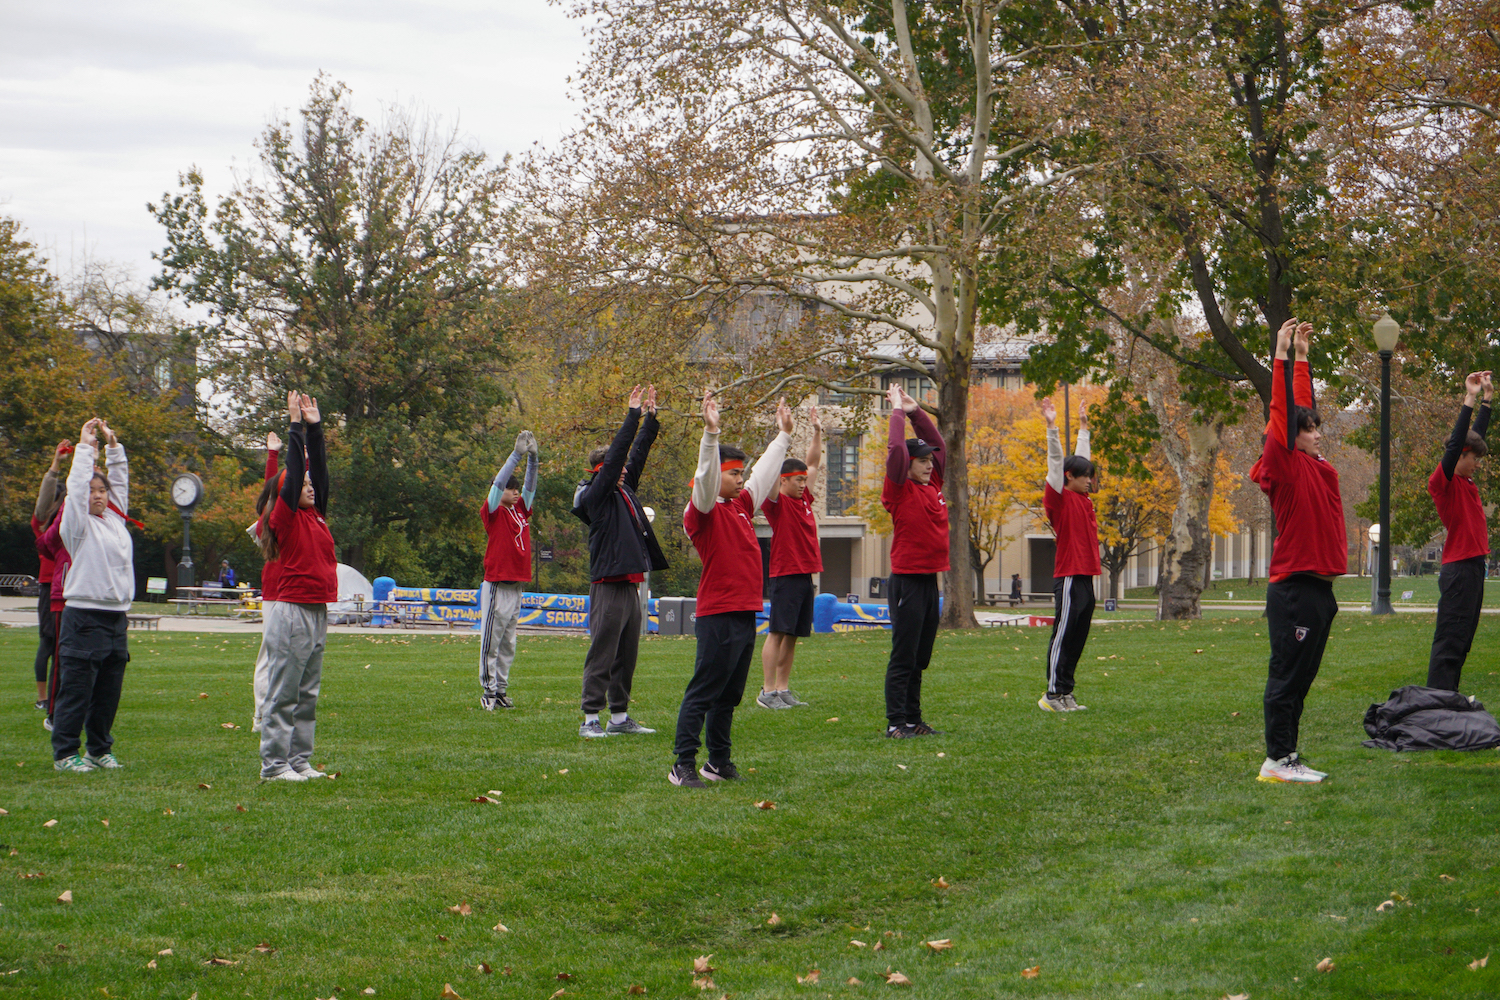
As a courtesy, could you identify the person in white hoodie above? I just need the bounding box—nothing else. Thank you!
[52,418,134,773]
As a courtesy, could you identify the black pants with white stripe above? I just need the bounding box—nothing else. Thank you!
[1428,556,1485,691]
[1046,575,1095,696]
[885,572,940,727]
[1263,575,1337,760]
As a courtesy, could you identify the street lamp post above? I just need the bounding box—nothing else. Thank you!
[1371,311,1400,615]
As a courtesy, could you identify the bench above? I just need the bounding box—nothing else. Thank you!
[0,574,40,597]
[127,615,161,630]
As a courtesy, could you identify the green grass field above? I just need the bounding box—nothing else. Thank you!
[1126,575,1500,608]
[1,616,1497,999]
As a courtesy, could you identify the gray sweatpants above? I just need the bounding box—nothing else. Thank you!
[580,580,641,714]
[251,600,283,731]
[479,581,523,697]
[259,601,326,777]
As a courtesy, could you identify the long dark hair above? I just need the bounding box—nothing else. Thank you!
[255,471,284,562]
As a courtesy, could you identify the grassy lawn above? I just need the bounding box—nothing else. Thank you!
[1127,575,1500,608]
[1,615,1497,999]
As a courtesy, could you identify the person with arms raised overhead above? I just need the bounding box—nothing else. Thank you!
[479,429,539,710]
[757,404,823,710]
[1039,398,1099,713]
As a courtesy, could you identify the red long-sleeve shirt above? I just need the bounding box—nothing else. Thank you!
[1259,359,1347,580]
[882,407,949,575]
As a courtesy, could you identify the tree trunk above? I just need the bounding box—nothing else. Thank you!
[937,351,978,629]
[342,540,363,574]
[1156,420,1224,620]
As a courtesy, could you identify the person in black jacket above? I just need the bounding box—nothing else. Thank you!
[571,385,670,739]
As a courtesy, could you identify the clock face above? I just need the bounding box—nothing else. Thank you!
[172,475,198,507]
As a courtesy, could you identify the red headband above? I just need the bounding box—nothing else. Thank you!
[591,463,604,474]
[720,459,744,472]
[780,470,805,479]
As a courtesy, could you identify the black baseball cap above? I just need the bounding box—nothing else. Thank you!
[906,438,936,458]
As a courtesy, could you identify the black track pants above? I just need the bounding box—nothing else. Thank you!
[884,573,940,728]
[1428,556,1485,691]
[673,611,757,765]
[1263,576,1337,760]
[50,608,129,760]
[34,584,55,683]
[1046,575,1096,696]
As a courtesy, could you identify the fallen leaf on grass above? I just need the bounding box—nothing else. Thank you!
[692,976,715,990]
[556,973,574,981]
[164,810,176,816]
[220,723,237,729]
[1376,900,1395,913]
[850,939,867,948]
[493,921,509,932]
[628,986,647,995]
[0,808,6,815]
[826,717,840,723]
[1471,955,1490,971]
[436,935,449,942]
[363,990,375,996]
[100,819,109,827]
[145,959,156,969]
[1316,958,1335,973]
[471,796,500,805]
[477,963,492,974]
[254,943,275,954]
[693,956,715,973]
[447,903,472,916]
[558,769,569,775]
[1390,892,1406,901]
[549,991,567,1000]
[157,948,172,956]
[43,819,58,828]
[766,912,782,926]
[1221,994,1249,1000]
[923,940,953,952]
[933,877,950,889]
[847,978,862,986]
[883,969,912,985]
[19,872,44,879]
[56,890,72,903]
[197,783,211,790]
[1231,712,1241,717]
[440,985,465,1000]
[797,968,821,984]
[896,764,907,771]
[170,864,183,869]
[486,790,502,798]
[1020,966,1040,979]
[755,801,776,810]
[1440,874,1456,882]
[1194,649,1204,654]
[202,957,239,966]
[198,693,208,699]
[235,805,248,813]
[873,941,885,952]
[502,967,512,976]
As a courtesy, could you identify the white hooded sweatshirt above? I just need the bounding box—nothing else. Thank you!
[61,442,134,612]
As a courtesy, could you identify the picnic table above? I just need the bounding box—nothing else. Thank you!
[175,586,259,616]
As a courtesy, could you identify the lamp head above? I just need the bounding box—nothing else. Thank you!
[1368,523,1382,544]
[1373,312,1400,354]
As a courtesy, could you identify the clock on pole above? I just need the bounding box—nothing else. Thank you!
[172,473,203,589]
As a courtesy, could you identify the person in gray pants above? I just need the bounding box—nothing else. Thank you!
[257,391,338,781]
[572,385,670,738]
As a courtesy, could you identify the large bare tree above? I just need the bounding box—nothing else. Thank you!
[517,0,1098,627]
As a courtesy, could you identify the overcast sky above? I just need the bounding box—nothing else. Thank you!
[0,0,587,282]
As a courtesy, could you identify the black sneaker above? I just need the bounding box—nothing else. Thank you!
[495,693,515,709]
[910,722,944,736]
[34,699,46,711]
[885,725,917,739]
[701,760,740,781]
[668,761,706,787]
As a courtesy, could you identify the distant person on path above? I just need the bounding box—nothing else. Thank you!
[1255,319,1346,784]
[670,390,793,786]
[257,392,336,781]
[248,430,281,732]
[881,382,949,739]
[1039,399,1098,713]
[218,559,236,588]
[479,429,539,710]
[30,440,70,710]
[571,385,669,739]
[757,404,822,710]
[51,418,134,773]
[1009,573,1023,607]
[1425,370,1492,691]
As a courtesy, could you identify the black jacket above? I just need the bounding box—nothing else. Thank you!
[572,407,669,580]
[1362,685,1500,751]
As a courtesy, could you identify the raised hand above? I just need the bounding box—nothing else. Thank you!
[1466,371,1484,399]
[808,404,821,428]
[1483,371,1494,400]
[1040,399,1057,426]
[702,388,720,433]
[79,418,99,449]
[1079,404,1089,429]
[266,430,282,452]
[628,384,644,410]
[887,382,904,412]
[776,396,794,434]
[101,420,119,446]
[1274,319,1296,357]
[287,389,302,426]
[644,384,657,415]
[515,429,529,455]
[300,394,321,424]
[1293,321,1313,358]
[898,385,919,413]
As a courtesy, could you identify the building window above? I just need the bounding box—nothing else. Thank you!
[155,359,172,389]
[880,374,934,408]
[818,384,860,406]
[826,434,860,515]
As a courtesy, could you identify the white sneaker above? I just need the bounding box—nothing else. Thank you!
[293,764,327,779]
[1061,694,1087,711]
[1257,754,1325,783]
[265,768,309,782]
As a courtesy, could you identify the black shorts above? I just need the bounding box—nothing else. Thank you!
[767,574,815,637]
